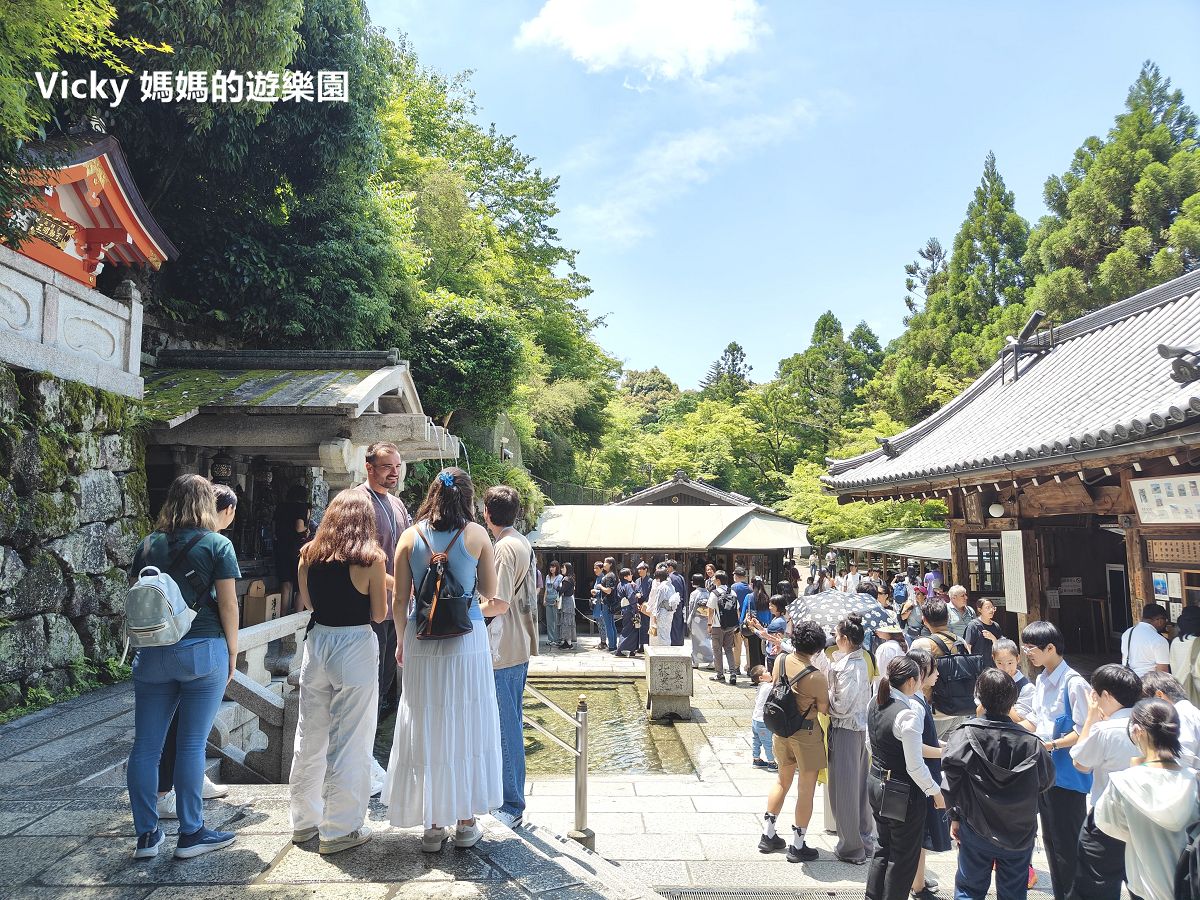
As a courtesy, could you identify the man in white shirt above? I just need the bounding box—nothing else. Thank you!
[844,564,861,594]
[1120,603,1170,677]
[1067,664,1143,900]
[1142,670,1200,768]
[1018,621,1090,900]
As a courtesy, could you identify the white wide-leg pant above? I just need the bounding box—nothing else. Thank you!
[289,623,379,839]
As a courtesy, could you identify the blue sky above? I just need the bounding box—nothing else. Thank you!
[366,0,1200,389]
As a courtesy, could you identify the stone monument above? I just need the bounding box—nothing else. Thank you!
[644,644,693,719]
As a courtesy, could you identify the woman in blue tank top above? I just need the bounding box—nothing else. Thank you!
[382,468,510,852]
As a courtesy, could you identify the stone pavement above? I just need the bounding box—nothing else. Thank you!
[0,679,663,900]
[0,636,1114,899]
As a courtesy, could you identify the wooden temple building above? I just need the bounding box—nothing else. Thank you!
[528,471,810,591]
[824,270,1200,654]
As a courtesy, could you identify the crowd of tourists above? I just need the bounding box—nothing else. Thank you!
[123,442,540,865]
[118,462,1200,900]
[739,563,1200,900]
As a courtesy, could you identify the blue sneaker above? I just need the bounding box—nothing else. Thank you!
[134,827,165,859]
[174,826,236,859]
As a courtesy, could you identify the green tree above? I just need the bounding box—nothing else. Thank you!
[871,153,1029,422]
[621,367,680,426]
[903,237,948,314]
[407,292,525,429]
[699,341,752,402]
[1025,61,1200,319]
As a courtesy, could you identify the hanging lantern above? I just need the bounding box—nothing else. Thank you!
[210,450,234,483]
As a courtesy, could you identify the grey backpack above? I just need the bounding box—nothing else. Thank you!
[121,533,211,661]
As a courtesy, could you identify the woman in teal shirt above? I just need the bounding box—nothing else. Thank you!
[127,474,240,861]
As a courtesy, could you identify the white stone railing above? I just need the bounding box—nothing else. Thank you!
[0,243,143,397]
[212,611,309,782]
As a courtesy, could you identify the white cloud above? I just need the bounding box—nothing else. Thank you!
[515,0,767,81]
[567,100,816,247]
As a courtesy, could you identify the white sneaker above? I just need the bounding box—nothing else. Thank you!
[421,826,449,852]
[156,790,178,820]
[454,820,483,848]
[201,776,228,800]
[319,826,372,855]
[492,810,524,830]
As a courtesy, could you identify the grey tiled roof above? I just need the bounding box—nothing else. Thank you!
[824,270,1200,493]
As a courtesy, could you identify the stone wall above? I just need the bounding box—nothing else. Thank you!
[0,365,146,711]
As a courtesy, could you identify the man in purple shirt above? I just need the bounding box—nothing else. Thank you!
[357,442,412,716]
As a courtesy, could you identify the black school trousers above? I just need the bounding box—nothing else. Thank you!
[1066,810,1125,900]
[865,774,928,900]
[1038,785,1087,900]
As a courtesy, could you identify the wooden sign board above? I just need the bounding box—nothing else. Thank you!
[1147,541,1200,565]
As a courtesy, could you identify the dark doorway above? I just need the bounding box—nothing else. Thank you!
[1106,564,1130,638]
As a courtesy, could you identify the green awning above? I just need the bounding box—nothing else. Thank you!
[829,528,950,561]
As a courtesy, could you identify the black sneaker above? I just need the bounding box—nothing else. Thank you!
[134,827,165,859]
[727,675,736,686]
[786,843,819,863]
[752,758,769,769]
[911,887,939,900]
[757,834,786,853]
[710,674,725,681]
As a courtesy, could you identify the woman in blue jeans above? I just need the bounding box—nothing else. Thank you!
[127,474,241,860]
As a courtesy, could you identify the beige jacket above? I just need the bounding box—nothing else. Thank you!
[491,529,539,670]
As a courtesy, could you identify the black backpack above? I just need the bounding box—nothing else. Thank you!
[928,632,987,716]
[1177,818,1200,900]
[716,587,740,629]
[413,526,473,641]
[763,662,817,737]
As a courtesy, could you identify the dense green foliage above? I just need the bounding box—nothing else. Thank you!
[2,20,1195,550]
[0,1,617,509]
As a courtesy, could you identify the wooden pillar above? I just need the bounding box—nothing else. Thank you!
[1118,468,1150,623]
[948,517,967,594]
[1124,526,1150,623]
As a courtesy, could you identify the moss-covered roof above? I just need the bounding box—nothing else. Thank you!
[141,368,374,424]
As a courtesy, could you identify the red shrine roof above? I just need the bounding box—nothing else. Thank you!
[14,133,178,287]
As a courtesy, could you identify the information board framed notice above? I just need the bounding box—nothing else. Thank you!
[1132,475,1200,524]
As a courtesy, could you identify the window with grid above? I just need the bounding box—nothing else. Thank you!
[966,537,1004,594]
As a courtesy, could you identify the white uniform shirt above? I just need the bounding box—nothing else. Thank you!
[1030,662,1089,740]
[1175,698,1200,769]
[1121,621,1169,677]
[886,687,939,797]
[1070,708,1137,809]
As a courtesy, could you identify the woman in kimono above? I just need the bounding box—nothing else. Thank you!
[686,573,714,667]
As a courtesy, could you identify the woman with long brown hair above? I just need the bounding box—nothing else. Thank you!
[127,474,240,860]
[383,468,510,851]
[289,490,387,855]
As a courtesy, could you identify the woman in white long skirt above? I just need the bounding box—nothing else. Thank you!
[382,468,510,851]
[647,567,679,647]
[289,490,388,855]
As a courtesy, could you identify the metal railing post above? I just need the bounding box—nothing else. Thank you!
[574,694,588,833]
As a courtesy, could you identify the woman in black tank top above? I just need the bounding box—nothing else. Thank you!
[305,561,372,627]
[291,490,387,854]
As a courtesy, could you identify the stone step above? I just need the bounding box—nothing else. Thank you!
[520,821,668,900]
